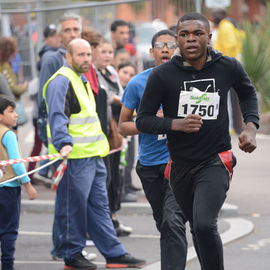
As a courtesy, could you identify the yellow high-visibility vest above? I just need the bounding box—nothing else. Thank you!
[43,66,109,159]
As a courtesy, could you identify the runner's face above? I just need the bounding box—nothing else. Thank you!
[177,20,211,66]
[150,34,177,66]
[60,19,81,48]
[177,20,211,65]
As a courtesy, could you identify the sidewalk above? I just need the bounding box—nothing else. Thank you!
[21,178,238,217]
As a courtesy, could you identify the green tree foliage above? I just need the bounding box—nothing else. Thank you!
[242,3,270,112]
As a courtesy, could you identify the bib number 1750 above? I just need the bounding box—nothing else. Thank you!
[181,104,215,117]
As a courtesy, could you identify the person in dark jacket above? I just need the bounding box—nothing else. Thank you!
[28,23,60,183]
[136,12,259,270]
[36,24,60,71]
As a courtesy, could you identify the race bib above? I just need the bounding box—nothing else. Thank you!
[177,88,220,120]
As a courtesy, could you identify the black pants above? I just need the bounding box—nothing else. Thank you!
[108,151,123,213]
[0,187,21,270]
[136,161,187,270]
[170,154,235,270]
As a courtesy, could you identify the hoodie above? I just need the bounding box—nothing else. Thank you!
[136,48,259,163]
[36,44,58,71]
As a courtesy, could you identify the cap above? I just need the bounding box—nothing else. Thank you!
[43,24,57,38]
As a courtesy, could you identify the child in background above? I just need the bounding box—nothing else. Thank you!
[0,94,37,270]
[117,61,137,89]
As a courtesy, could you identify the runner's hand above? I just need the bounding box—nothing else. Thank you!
[238,122,257,153]
[171,114,203,133]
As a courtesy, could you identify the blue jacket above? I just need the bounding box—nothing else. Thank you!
[38,46,66,108]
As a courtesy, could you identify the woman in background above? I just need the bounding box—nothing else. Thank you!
[0,37,28,131]
[116,61,139,203]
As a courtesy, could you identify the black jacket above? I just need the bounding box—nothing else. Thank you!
[136,48,259,163]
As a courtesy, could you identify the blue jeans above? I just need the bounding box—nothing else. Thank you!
[0,187,21,270]
[136,161,187,270]
[52,157,126,260]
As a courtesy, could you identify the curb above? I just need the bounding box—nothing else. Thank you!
[21,199,238,218]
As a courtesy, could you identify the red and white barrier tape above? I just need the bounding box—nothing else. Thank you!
[52,159,67,190]
[0,138,129,186]
[0,157,62,185]
[0,137,129,167]
[0,153,63,166]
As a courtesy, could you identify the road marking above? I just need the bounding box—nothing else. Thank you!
[19,230,160,239]
[242,238,270,251]
[19,231,51,236]
[15,260,104,265]
[130,234,160,239]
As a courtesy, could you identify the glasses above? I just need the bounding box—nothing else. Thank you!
[154,41,177,49]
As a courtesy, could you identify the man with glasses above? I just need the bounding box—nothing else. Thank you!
[119,29,187,270]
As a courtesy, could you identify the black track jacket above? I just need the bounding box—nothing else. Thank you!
[136,48,259,163]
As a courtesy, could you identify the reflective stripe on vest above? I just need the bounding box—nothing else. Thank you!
[69,116,98,125]
[43,66,109,159]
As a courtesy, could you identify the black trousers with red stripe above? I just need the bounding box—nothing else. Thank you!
[170,153,236,270]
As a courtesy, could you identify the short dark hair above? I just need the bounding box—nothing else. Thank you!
[118,61,137,73]
[151,29,176,48]
[177,12,210,33]
[43,24,57,38]
[110,20,129,32]
[0,95,16,114]
[114,47,128,57]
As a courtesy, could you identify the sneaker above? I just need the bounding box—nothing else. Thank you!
[85,240,95,247]
[112,219,132,237]
[82,250,97,261]
[52,254,63,261]
[128,185,142,192]
[118,223,133,235]
[32,172,52,188]
[106,253,146,268]
[121,192,137,203]
[64,252,97,269]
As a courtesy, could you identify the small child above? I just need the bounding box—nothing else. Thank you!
[0,94,37,269]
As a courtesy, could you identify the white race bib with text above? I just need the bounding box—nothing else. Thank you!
[177,88,220,120]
